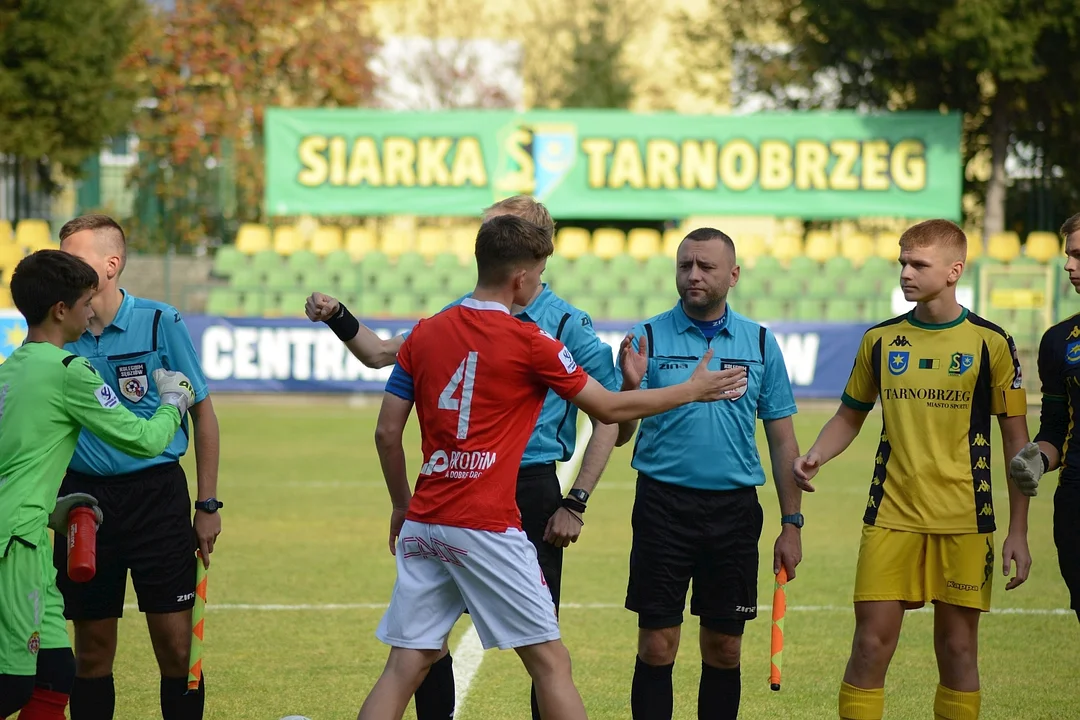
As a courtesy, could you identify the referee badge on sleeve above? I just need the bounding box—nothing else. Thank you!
[117,363,148,402]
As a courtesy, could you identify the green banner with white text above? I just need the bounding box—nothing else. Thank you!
[264,109,962,220]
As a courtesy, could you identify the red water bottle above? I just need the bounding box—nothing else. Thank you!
[67,506,98,583]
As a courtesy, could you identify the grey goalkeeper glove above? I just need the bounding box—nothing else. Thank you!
[49,493,103,535]
[153,369,196,416]
[1009,442,1044,497]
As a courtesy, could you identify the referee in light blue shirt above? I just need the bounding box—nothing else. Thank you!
[51,215,218,720]
[309,196,634,720]
[617,228,804,720]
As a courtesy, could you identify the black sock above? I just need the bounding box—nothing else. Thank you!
[70,674,115,720]
[632,656,674,720]
[698,663,740,720]
[161,674,204,720]
[414,653,455,720]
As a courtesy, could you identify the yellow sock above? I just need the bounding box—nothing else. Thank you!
[839,681,885,720]
[934,684,981,720]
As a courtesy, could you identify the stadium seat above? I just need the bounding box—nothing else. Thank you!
[252,249,282,276]
[345,227,377,260]
[841,234,875,267]
[571,295,605,318]
[449,225,479,262]
[825,299,861,322]
[645,254,674,279]
[424,294,455,316]
[643,296,672,318]
[240,291,267,317]
[396,252,426,275]
[662,228,684,258]
[371,266,407,294]
[574,254,604,277]
[380,227,414,258]
[310,226,343,257]
[211,245,246,278]
[627,228,661,260]
[417,227,449,259]
[987,232,1021,263]
[299,266,335,292]
[590,272,621,296]
[753,255,782,275]
[806,276,835,300]
[626,273,659,298]
[874,232,901,260]
[206,288,241,315]
[447,270,475,296]
[736,234,768,267]
[266,267,299,292]
[550,271,587,297]
[358,250,391,276]
[411,269,443,295]
[771,235,804,265]
[789,255,817,276]
[608,296,641,321]
[15,219,51,250]
[432,253,461,273]
[556,228,590,259]
[592,228,626,259]
[770,273,802,300]
[324,249,352,273]
[273,226,303,256]
[805,230,839,263]
[861,256,895,280]
[753,298,786,321]
[545,253,569,277]
[0,244,25,279]
[823,256,854,278]
[387,293,420,318]
[844,274,880,299]
[794,301,823,321]
[1025,231,1061,263]
[229,266,261,290]
[288,250,320,273]
[357,292,385,317]
[0,219,13,244]
[0,285,12,309]
[276,291,310,318]
[610,253,638,276]
[235,223,271,255]
[734,273,766,297]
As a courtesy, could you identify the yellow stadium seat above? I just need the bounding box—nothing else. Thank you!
[0,285,11,309]
[555,228,590,259]
[965,233,983,262]
[0,244,24,275]
[0,219,14,244]
[1024,231,1061,263]
[449,225,479,262]
[771,235,804,264]
[417,227,449,259]
[874,232,901,260]
[310,226,343,256]
[987,231,1021,263]
[236,223,271,255]
[736,234,767,267]
[380,227,413,258]
[841,233,875,267]
[662,229,684,258]
[804,230,838,263]
[15,219,51,250]
[627,228,661,260]
[273,226,303,256]
[592,228,626,260]
[345,227,377,260]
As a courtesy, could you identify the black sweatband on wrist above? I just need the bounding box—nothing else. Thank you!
[325,303,360,342]
[1041,452,1051,474]
[561,497,587,514]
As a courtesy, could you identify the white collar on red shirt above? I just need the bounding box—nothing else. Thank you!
[461,298,510,314]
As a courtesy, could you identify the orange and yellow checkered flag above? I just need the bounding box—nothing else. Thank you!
[769,566,788,691]
[187,552,208,692]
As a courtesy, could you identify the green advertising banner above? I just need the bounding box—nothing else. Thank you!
[265,108,962,220]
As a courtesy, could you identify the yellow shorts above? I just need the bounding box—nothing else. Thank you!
[853,525,995,612]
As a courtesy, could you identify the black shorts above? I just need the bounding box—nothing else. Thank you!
[626,473,763,635]
[53,462,197,619]
[1055,482,1080,612]
[516,463,565,610]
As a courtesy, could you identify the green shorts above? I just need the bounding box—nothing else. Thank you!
[0,527,70,676]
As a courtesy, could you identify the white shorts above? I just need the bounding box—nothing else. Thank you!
[376,520,561,651]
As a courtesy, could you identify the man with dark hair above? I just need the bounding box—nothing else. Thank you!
[1011,211,1080,622]
[0,250,195,720]
[308,197,631,720]
[51,215,219,720]
[618,227,803,720]
[358,215,746,720]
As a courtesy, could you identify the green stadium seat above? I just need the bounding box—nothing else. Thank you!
[608,296,641,321]
[206,288,240,315]
[806,276,835,300]
[789,255,818,276]
[277,291,310,318]
[870,298,895,319]
[590,273,621,296]
[211,246,246,278]
[288,250,320,273]
[432,253,461,273]
[770,273,803,300]
[371,267,407,293]
[754,256,782,275]
[545,253,569,277]
[642,296,672,318]
[645,254,674,278]
[300,266,336,292]
[387,293,420,318]
[823,256,854,277]
[1010,255,1041,267]
[571,295,605,318]
[241,291,267,317]
[824,299,861,322]
[609,254,638,276]
[550,272,587,297]
[574,254,604,277]
[794,301,823,321]
[411,270,443,294]
[753,298,786,321]
[446,268,475,296]
[357,292,385,317]
[626,273,659,298]
[844,274,880,299]
[252,250,282,276]
[229,266,261,290]
[396,252,426,275]
[324,250,352,270]
[734,273,766,297]
[861,256,894,278]
[266,267,298,291]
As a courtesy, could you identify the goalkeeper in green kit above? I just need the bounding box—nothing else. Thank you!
[0,250,196,720]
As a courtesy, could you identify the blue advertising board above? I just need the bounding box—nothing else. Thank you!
[0,312,869,398]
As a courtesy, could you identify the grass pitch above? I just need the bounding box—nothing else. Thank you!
[72,398,1075,720]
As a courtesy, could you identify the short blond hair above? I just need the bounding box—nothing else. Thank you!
[899,219,967,260]
[482,196,555,237]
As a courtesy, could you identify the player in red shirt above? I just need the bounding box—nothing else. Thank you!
[357,215,747,720]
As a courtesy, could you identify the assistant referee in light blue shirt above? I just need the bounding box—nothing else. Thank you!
[307,196,635,720]
[618,228,804,720]
[51,215,219,720]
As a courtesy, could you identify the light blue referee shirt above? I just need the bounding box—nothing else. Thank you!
[407,284,620,466]
[65,290,210,477]
[620,301,797,491]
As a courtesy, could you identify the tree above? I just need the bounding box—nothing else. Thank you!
[556,0,634,109]
[126,0,377,250]
[0,0,146,198]
[725,0,1080,238]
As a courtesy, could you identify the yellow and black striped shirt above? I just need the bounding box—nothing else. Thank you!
[842,309,1022,534]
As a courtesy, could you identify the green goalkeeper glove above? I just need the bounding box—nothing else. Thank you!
[153,369,195,416]
[1009,442,1044,497]
[49,493,103,535]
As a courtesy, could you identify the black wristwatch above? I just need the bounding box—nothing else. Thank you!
[781,513,804,529]
[195,498,224,513]
[567,488,590,504]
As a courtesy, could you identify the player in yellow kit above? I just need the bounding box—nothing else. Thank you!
[793,220,1035,720]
